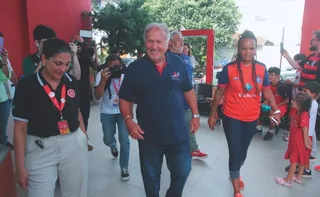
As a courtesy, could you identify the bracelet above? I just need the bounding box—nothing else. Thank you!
[273,109,281,115]
[124,115,132,121]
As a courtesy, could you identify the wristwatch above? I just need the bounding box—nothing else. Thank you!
[193,114,200,118]
[273,109,281,115]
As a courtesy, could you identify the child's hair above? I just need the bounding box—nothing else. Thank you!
[268,67,281,76]
[232,30,258,93]
[293,53,307,62]
[303,81,320,97]
[295,92,312,113]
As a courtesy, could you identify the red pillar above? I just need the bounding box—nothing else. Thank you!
[300,0,320,55]
[181,29,215,84]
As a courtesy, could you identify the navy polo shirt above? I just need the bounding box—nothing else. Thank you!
[119,53,193,145]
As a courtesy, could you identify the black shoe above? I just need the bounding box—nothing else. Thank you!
[111,148,119,158]
[121,167,130,181]
[302,170,312,178]
[310,155,316,162]
[255,128,263,135]
[264,132,274,141]
[285,164,299,173]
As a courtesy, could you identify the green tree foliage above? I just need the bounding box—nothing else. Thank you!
[92,0,152,55]
[144,0,241,70]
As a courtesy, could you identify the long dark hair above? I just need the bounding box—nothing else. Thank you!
[232,30,258,93]
[295,92,312,114]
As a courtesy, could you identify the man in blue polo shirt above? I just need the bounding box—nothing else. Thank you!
[119,23,200,197]
[168,31,208,160]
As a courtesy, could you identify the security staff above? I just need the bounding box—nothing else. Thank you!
[13,39,88,197]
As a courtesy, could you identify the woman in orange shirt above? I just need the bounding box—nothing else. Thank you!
[208,30,280,197]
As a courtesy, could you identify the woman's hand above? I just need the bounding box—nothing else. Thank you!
[270,114,281,126]
[208,112,219,130]
[16,167,29,190]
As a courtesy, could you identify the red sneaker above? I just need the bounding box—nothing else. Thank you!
[314,165,320,172]
[191,150,208,159]
[235,193,243,197]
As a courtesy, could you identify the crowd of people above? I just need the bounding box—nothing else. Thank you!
[0,22,320,197]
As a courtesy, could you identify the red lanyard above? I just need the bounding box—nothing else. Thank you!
[112,79,122,96]
[43,84,66,119]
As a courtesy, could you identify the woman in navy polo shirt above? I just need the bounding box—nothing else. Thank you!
[13,39,88,197]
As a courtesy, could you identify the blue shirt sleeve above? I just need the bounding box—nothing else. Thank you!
[262,67,270,87]
[181,63,193,92]
[119,64,136,102]
[218,66,229,87]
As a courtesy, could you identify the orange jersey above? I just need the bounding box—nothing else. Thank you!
[218,61,270,122]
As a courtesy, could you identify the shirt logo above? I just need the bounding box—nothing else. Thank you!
[171,72,180,80]
[233,77,239,80]
[311,61,316,66]
[256,76,262,83]
[67,89,75,98]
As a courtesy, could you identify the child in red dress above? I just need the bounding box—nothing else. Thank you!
[275,92,312,187]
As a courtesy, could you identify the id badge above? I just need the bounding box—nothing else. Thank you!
[57,120,70,135]
[113,98,119,107]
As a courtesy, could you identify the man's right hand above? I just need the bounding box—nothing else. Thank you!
[16,167,29,190]
[101,67,111,81]
[125,119,144,140]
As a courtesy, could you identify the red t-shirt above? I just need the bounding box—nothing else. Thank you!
[270,82,288,105]
[218,61,270,122]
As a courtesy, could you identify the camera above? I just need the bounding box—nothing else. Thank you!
[74,40,84,47]
[109,65,123,78]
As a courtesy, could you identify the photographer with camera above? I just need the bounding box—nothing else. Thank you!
[94,54,130,181]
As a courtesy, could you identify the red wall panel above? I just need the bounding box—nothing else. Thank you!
[26,0,92,54]
[0,0,30,77]
[0,0,91,77]
[300,0,320,55]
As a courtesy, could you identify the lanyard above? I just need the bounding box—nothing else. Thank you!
[43,84,67,119]
[112,78,122,96]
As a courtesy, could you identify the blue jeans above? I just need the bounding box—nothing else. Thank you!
[138,139,191,197]
[100,113,130,168]
[0,99,10,145]
[222,115,257,179]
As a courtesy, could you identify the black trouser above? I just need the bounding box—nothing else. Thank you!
[222,115,257,179]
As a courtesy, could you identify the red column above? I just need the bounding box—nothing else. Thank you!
[300,0,320,55]
[206,30,214,84]
[181,29,215,85]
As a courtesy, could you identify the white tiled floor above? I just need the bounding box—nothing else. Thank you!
[14,104,320,197]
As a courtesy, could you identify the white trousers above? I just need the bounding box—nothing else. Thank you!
[311,132,317,157]
[25,128,88,197]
